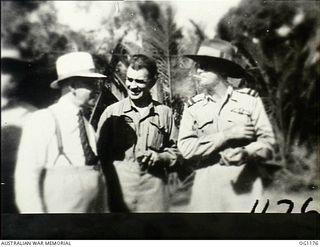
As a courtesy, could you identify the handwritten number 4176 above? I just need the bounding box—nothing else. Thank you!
[251,197,319,213]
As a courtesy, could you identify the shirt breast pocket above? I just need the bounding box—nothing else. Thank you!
[195,115,214,135]
[229,108,251,124]
[148,121,167,152]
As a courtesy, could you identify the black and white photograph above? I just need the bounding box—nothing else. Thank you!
[1,0,319,241]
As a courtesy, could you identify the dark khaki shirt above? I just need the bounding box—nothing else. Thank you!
[97,98,179,211]
[97,97,178,169]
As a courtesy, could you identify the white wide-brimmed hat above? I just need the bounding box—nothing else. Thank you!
[185,39,246,78]
[50,52,107,89]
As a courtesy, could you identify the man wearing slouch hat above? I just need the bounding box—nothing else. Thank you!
[178,39,276,212]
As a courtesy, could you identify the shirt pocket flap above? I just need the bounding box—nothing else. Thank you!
[150,121,167,133]
[229,108,251,124]
[231,108,251,116]
[197,115,214,129]
[148,121,167,151]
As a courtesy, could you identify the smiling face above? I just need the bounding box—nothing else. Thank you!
[126,66,153,103]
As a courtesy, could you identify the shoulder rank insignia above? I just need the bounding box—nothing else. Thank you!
[236,88,259,97]
[187,94,205,107]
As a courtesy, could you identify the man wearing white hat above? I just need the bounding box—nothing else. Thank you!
[178,39,276,212]
[15,52,108,213]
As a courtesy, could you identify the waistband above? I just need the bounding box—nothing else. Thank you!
[45,164,102,172]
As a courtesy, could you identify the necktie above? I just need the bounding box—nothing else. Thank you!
[78,110,98,166]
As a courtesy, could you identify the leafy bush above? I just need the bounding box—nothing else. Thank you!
[217,0,320,192]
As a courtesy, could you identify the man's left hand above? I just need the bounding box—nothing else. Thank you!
[139,150,160,170]
[220,147,249,166]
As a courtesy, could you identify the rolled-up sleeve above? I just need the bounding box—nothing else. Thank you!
[178,106,226,160]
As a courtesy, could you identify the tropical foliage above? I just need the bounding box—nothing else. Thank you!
[217,0,320,192]
[2,0,318,195]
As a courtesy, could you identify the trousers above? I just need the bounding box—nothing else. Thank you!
[42,165,108,213]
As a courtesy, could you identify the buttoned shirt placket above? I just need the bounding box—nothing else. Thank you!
[123,107,138,163]
[206,87,234,132]
[122,101,160,208]
[122,101,156,164]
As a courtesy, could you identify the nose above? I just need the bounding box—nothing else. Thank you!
[129,80,138,89]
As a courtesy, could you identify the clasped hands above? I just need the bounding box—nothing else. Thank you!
[137,149,162,171]
[219,147,249,166]
[220,122,255,166]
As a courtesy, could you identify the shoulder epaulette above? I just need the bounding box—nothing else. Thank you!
[187,94,205,107]
[236,88,259,97]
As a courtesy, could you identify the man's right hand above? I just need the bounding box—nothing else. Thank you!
[220,147,249,166]
[223,123,255,141]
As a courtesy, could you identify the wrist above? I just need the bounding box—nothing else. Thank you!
[158,152,176,167]
[242,147,250,161]
[222,130,231,143]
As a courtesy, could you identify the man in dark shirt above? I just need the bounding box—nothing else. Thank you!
[97,54,179,212]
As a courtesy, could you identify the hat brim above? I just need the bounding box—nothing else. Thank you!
[185,55,246,78]
[1,57,32,73]
[50,72,107,89]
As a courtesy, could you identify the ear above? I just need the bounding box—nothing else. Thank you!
[68,84,76,95]
[148,75,157,88]
[67,79,77,89]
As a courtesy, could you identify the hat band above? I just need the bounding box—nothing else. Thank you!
[57,68,97,80]
[197,46,233,60]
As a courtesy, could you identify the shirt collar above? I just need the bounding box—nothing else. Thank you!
[205,94,216,103]
[123,98,134,113]
[123,97,156,113]
[226,85,234,96]
[204,85,234,105]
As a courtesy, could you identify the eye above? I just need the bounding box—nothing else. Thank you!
[127,77,134,82]
[135,79,147,84]
[199,64,208,70]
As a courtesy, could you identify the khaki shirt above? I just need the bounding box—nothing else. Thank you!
[178,86,275,165]
[177,86,276,212]
[97,97,178,167]
[97,98,179,212]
